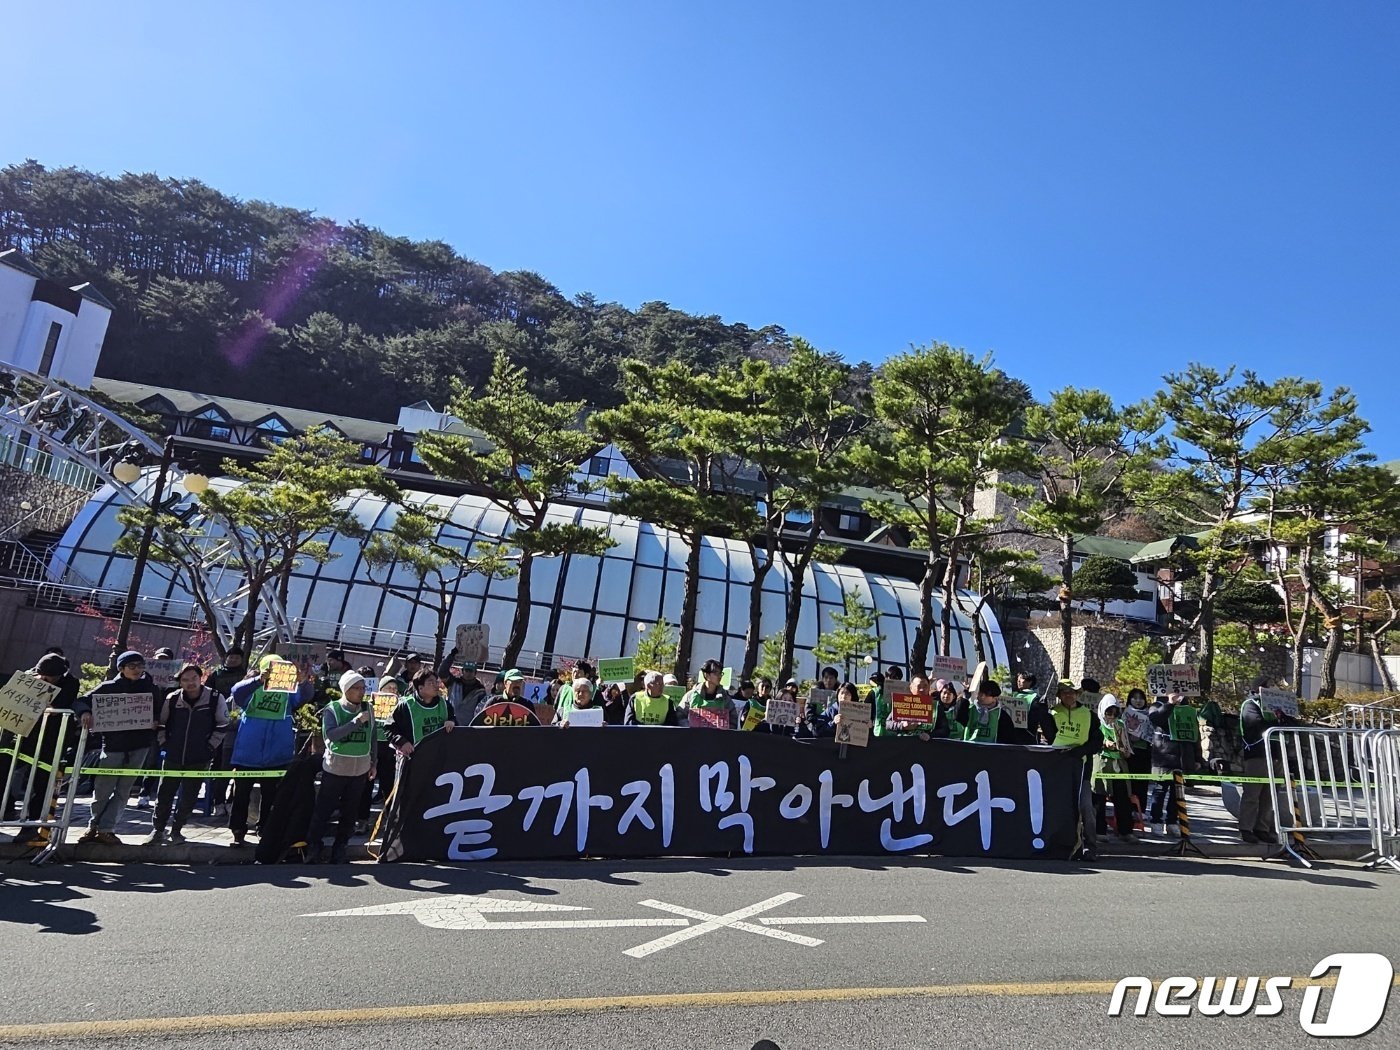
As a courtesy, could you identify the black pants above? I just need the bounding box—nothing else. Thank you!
[204,743,233,809]
[229,768,285,837]
[307,772,367,847]
[154,765,206,832]
[1127,747,1152,812]
[1094,778,1135,836]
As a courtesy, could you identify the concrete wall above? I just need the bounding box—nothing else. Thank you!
[1008,621,1143,690]
[0,465,93,537]
[0,588,199,677]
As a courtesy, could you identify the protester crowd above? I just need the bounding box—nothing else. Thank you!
[2,642,1300,863]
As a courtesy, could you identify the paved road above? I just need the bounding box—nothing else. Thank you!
[2,855,1397,1048]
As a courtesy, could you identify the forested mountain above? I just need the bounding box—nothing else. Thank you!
[0,161,792,417]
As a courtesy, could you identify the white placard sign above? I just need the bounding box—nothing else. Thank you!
[90,692,155,734]
[764,696,800,727]
[932,655,968,678]
[1146,663,1200,697]
[0,673,58,737]
[1258,687,1300,719]
[564,706,605,727]
[835,700,872,747]
[455,624,491,665]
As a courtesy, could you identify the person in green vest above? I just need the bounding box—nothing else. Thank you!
[554,677,593,728]
[306,671,377,864]
[867,672,891,738]
[1038,679,1104,861]
[1091,694,1136,842]
[936,680,963,738]
[887,676,947,738]
[954,679,1017,744]
[626,671,682,726]
[684,660,735,728]
[386,670,457,756]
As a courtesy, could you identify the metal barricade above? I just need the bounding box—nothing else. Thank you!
[0,707,89,865]
[1264,726,1376,868]
[1342,700,1400,731]
[1362,729,1400,873]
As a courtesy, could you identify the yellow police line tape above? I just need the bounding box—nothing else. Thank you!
[1093,772,1368,789]
[66,767,288,778]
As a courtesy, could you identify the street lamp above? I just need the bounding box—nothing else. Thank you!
[108,438,208,671]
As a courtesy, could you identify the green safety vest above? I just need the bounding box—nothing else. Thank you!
[244,687,289,721]
[325,700,372,757]
[961,704,1001,743]
[1169,704,1201,743]
[1101,719,1126,759]
[407,695,449,744]
[632,691,671,725]
[1050,704,1091,748]
[870,690,888,738]
[685,687,729,710]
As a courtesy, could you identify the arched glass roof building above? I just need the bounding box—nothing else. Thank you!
[51,481,1007,678]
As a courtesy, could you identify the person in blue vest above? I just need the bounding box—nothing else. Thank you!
[387,670,457,756]
[626,671,683,726]
[226,655,315,847]
[1037,679,1104,861]
[955,679,1018,744]
[306,671,378,864]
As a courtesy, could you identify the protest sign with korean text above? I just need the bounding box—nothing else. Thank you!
[455,624,490,666]
[1259,687,1301,719]
[0,673,58,737]
[764,696,800,728]
[933,655,968,679]
[565,707,605,727]
[1147,664,1200,697]
[835,700,872,747]
[597,657,636,683]
[265,660,300,693]
[688,706,730,730]
[891,691,933,724]
[91,692,155,733]
[386,730,1086,863]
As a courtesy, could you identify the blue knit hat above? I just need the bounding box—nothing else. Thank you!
[117,650,146,668]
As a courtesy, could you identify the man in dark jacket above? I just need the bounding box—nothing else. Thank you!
[146,664,229,845]
[1145,693,1198,833]
[1238,688,1296,844]
[77,651,158,845]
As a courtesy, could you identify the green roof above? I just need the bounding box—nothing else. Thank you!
[1072,535,1147,561]
[1130,534,1202,564]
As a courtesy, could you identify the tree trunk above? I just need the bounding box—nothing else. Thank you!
[779,535,821,683]
[909,555,938,677]
[1291,611,1308,697]
[1318,619,1344,699]
[969,596,989,666]
[502,549,533,668]
[1195,565,1217,693]
[1368,633,1395,692]
[741,559,773,680]
[674,530,703,679]
[434,589,451,669]
[1059,535,1074,677]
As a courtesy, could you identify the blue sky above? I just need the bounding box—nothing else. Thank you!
[5,3,1399,456]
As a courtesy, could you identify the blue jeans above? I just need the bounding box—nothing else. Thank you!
[89,747,151,832]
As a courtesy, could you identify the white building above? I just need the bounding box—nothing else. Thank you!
[0,249,113,389]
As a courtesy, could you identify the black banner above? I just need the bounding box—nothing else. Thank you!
[383,729,1087,863]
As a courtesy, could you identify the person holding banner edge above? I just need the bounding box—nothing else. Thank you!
[387,670,457,755]
[306,670,378,864]
[1037,679,1103,861]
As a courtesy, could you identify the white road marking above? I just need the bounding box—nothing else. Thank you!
[306,895,688,931]
[624,893,823,958]
[759,915,927,926]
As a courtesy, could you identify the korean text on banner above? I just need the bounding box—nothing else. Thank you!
[596,657,636,683]
[689,707,730,730]
[891,691,933,724]
[764,697,799,728]
[807,688,837,716]
[566,707,605,727]
[279,642,316,661]
[1258,687,1301,719]
[1147,664,1200,697]
[245,689,289,721]
[0,673,58,737]
[91,692,154,733]
[836,700,872,746]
